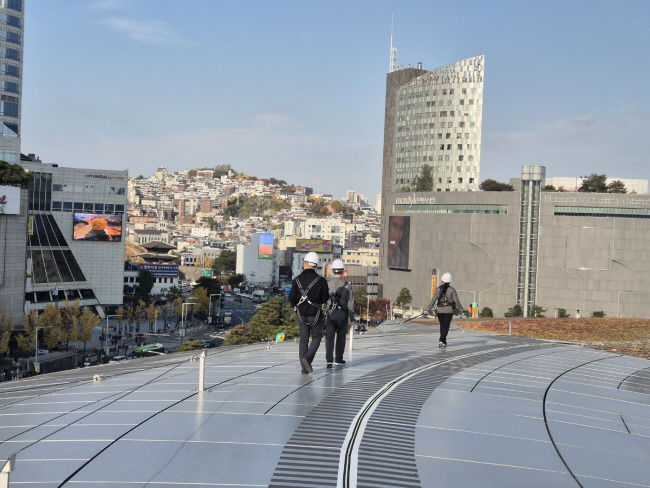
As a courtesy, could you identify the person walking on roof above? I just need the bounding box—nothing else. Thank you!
[289,252,329,374]
[426,272,465,347]
[325,259,354,368]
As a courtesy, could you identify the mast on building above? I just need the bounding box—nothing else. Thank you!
[389,13,397,73]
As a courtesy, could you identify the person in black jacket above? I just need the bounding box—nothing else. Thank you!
[289,252,329,374]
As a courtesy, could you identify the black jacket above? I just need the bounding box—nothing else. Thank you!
[289,268,329,317]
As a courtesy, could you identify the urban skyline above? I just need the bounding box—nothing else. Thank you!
[19,1,650,200]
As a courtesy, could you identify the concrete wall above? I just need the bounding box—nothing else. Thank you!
[0,187,28,328]
[380,187,650,318]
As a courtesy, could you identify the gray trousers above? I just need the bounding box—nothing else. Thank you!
[298,315,323,365]
[325,319,347,363]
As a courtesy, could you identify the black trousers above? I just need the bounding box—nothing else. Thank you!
[325,319,348,363]
[437,313,453,344]
[298,315,323,365]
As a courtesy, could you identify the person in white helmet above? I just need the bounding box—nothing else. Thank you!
[289,252,329,374]
[324,258,355,368]
[426,272,464,347]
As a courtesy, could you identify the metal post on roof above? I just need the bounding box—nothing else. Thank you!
[348,323,353,359]
[1,453,16,488]
[198,350,206,392]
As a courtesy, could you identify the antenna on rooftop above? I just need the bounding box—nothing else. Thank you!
[389,13,397,73]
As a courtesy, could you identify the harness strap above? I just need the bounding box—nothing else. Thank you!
[295,276,322,328]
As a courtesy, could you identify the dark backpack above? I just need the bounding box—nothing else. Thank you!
[437,287,452,307]
[327,283,351,326]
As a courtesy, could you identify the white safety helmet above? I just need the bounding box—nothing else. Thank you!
[331,258,345,271]
[304,252,319,266]
[441,272,452,283]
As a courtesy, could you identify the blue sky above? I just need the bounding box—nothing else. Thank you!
[21,1,650,201]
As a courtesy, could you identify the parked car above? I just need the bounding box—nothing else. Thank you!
[200,338,215,348]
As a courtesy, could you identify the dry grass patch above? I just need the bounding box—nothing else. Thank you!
[455,317,650,360]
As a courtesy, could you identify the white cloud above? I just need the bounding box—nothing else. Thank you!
[87,0,129,11]
[102,18,199,47]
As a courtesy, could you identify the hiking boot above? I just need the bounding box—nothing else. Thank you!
[301,357,313,374]
[326,362,333,369]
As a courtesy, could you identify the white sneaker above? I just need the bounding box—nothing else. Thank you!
[438,341,445,347]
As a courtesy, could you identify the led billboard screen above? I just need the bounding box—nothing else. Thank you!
[73,212,123,241]
[259,233,274,259]
[387,215,410,270]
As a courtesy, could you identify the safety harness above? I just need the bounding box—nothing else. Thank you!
[295,276,323,328]
[327,282,352,315]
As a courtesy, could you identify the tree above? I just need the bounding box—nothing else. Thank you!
[504,304,523,317]
[395,288,412,308]
[172,297,183,324]
[213,164,232,178]
[542,185,556,192]
[137,269,155,298]
[412,164,434,192]
[607,180,627,194]
[579,174,607,193]
[227,274,246,289]
[223,325,251,345]
[39,305,62,350]
[0,308,13,355]
[58,300,81,350]
[353,288,367,320]
[145,302,157,332]
[478,307,493,318]
[166,285,183,301]
[531,305,547,318]
[195,277,221,296]
[248,298,298,341]
[0,160,32,187]
[592,311,606,318]
[374,298,391,322]
[331,201,343,212]
[556,308,570,318]
[78,307,100,352]
[17,310,39,353]
[212,250,237,275]
[134,300,146,332]
[187,169,197,177]
[480,179,514,191]
[190,287,210,313]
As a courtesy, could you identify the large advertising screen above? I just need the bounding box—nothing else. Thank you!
[387,216,410,270]
[296,239,332,253]
[258,233,274,259]
[73,212,123,241]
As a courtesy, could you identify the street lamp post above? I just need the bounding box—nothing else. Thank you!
[208,293,220,325]
[181,299,197,343]
[34,326,50,374]
[105,315,122,359]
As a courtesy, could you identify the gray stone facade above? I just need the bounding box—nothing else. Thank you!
[380,167,650,319]
[0,187,28,328]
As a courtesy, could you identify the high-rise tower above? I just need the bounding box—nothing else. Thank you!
[0,0,23,163]
[381,55,484,196]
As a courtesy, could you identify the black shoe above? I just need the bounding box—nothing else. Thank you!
[301,357,313,374]
[326,362,333,369]
[334,359,346,365]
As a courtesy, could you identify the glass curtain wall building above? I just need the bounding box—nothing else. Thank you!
[382,56,484,196]
[0,0,22,163]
